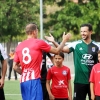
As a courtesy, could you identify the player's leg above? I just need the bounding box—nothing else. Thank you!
[87,84,91,100]
[14,70,17,80]
[8,60,13,80]
[0,88,5,100]
[73,83,87,100]
[0,76,5,100]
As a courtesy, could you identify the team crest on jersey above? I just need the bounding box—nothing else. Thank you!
[62,70,67,75]
[92,47,95,52]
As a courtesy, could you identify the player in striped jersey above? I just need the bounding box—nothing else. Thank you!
[13,23,71,100]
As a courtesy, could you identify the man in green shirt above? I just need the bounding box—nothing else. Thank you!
[45,23,100,100]
[0,44,8,100]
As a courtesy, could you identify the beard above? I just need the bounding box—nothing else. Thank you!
[81,34,89,40]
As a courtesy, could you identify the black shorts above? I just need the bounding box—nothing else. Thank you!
[95,95,100,100]
[0,76,5,100]
[0,87,5,100]
[73,83,91,100]
[41,82,50,100]
[55,98,68,100]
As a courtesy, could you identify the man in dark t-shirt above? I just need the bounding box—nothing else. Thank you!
[41,51,53,100]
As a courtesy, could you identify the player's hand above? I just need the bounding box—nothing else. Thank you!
[91,94,95,100]
[49,93,55,100]
[45,33,55,43]
[68,96,72,100]
[0,78,4,88]
[62,32,71,43]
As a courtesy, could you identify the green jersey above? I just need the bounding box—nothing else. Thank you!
[67,40,100,84]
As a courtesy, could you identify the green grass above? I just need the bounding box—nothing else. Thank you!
[4,80,22,100]
[4,80,89,100]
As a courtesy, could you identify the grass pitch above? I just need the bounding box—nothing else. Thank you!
[4,79,89,100]
[4,80,22,100]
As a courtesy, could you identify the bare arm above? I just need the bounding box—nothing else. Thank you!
[13,62,22,75]
[0,59,7,88]
[46,80,55,100]
[68,80,72,100]
[90,82,95,100]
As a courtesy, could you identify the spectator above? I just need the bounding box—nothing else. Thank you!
[8,49,17,80]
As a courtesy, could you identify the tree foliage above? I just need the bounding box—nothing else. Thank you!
[43,0,100,42]
[0,0,39,54]
[0,0,100,54]
[0,0,39,42]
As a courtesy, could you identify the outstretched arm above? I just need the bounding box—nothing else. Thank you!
[45,32,71,53]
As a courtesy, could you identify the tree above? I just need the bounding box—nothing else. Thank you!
[0,0,40,54]
[43,0,100,42]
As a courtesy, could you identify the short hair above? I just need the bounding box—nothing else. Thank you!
[80,23,92,31]
[98,50,100,54]
[25,23,37,34]
[11,49,14,52]
[54,52,64,59]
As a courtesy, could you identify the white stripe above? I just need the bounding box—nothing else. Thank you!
[5,94,21,95]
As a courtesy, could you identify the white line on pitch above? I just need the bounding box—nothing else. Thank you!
[5,94,21,95]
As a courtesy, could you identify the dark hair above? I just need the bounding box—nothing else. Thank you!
[98,50,100,54]
[11,49,14,52]
[54,52,64,59]
[80,23,92,31]
[25,23,37,34]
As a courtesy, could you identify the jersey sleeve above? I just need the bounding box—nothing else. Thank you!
[89,66,95,83]
[67,42,76,53]
[39,40,51,53]
[67,40,82,53]
[0,44,8,60]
